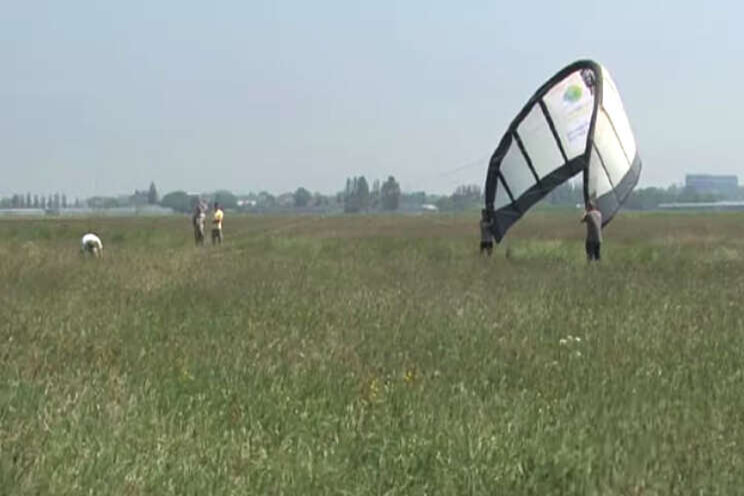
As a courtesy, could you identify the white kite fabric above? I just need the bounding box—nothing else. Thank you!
[484,60,641,242]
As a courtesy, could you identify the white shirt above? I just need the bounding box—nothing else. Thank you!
[81,233,103,250]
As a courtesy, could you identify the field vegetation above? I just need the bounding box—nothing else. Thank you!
[2,211,744,494]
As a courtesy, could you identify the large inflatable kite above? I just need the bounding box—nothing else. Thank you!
[484,60,641,242]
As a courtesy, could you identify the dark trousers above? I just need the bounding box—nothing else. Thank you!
[585,240,601,261]
[480,241,493,256]
[212,228,223,245]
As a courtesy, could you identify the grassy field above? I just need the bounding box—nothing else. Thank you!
[2,211,744,494]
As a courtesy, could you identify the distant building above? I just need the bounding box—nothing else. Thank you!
[685,174,738,196]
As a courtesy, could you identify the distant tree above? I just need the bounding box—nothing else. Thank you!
[434,184,482,212]
[450,184,481,211]
[74,197,82,208]
[677,186,718,203]
[40,195,47,209]
[453,184,481,199]
[381,176,401,211]
[212,190,238,209]
[344,176,371,213]
[619,184,727,211]
[370,179,381,209]
[401,191,427,208]
[26,193,32,209]
[33,194,40,208]
[434,195,455,212]
[257,191,276,208]
[546,181,582,206]
[294,187,312,207]
[160,191,193,213]
[87,196,119,209]
[343,179,353,210]
[53,193,61,210]
[313,192,329,206]
[344,178,357,213]
[148,182,159,204]
[357,176,370,211]
[126,189,148,206]
[61,194,67,209]
[625,187,666,210]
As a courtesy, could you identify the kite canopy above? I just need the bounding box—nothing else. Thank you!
[484,60,641,242]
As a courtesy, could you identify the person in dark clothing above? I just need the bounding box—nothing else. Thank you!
[192,199,206,246]
[480,209,494,256]
[581,202,602,261]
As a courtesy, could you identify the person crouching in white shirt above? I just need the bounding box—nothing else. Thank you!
[81,233,103,258]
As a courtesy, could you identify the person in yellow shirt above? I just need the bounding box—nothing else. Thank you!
[211,202,224,245]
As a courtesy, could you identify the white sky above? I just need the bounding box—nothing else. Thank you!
[2,0,742,198]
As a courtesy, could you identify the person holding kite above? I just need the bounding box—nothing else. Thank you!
[581,201,602,262]
[479,209,494,256]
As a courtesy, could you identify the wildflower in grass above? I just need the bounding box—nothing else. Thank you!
[365,377,381,403]
[559,335,583,346]
[181,368,195,381]
[404,368,416,384]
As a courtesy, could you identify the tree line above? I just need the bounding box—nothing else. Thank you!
[6,176,742,214]
[1,182,159,211]
[542,181,744,210]
[342,176,401,213]
[0,192,76,210]
[158,176,403,214]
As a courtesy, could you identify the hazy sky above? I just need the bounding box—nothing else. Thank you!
[2,1,742,198]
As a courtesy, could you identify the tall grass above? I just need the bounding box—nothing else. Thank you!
[1,212,743,494]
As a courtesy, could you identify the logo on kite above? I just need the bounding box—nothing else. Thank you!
[563,85,583,104]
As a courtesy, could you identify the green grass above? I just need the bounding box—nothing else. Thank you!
[1,211,744,494]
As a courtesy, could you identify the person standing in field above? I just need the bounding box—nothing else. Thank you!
[581,201,602,262]
[479,209,494,256]
[81,232,103,258]
[192,199,206,246]
[211,202,224,245]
